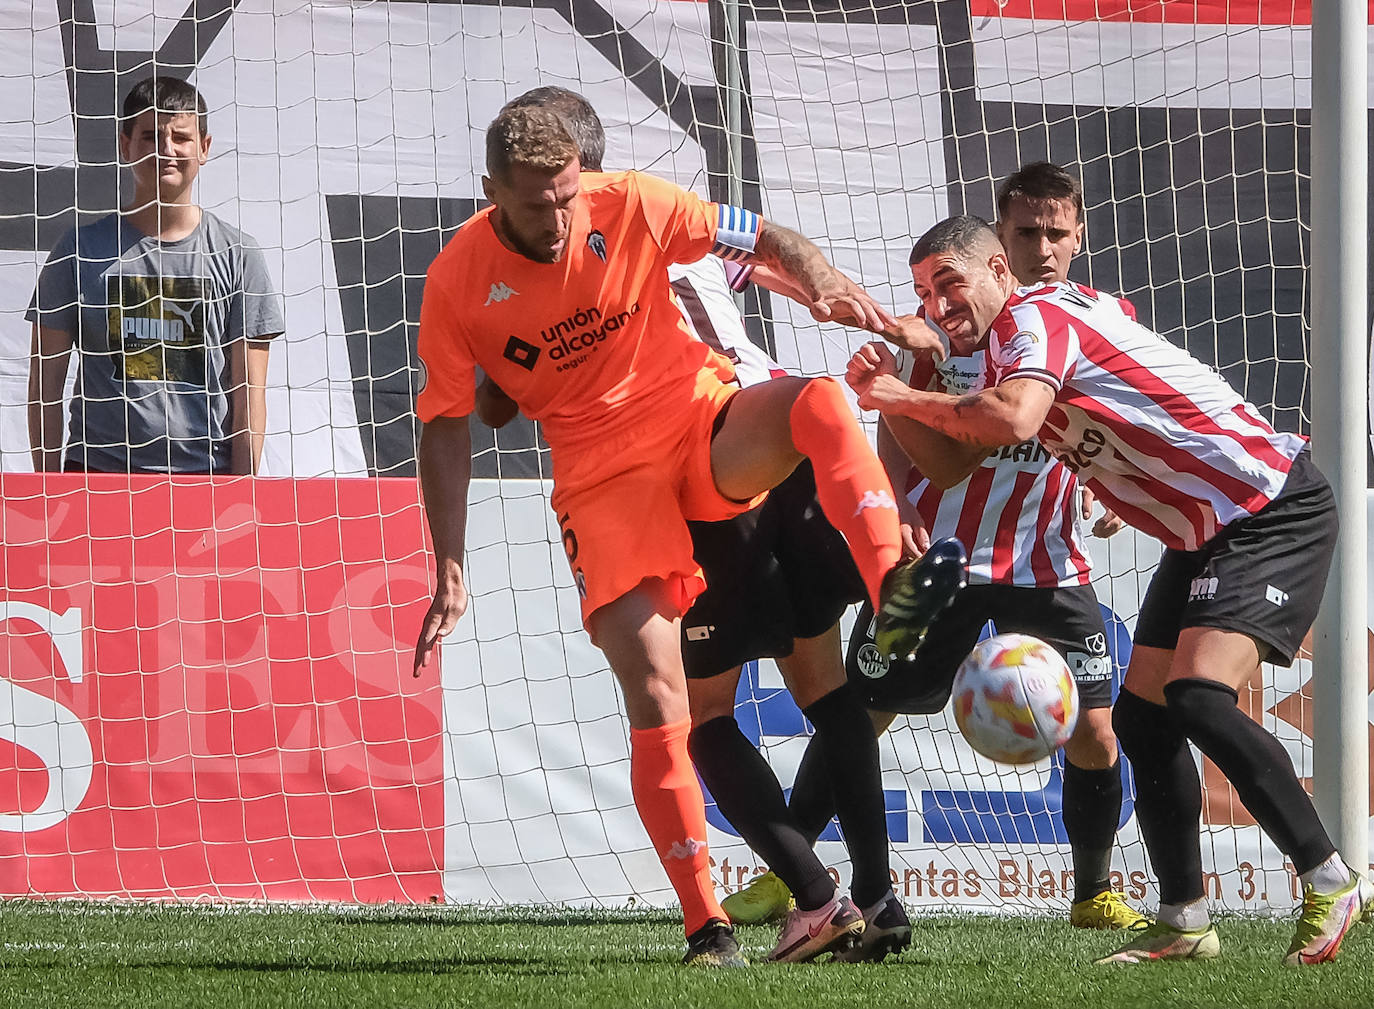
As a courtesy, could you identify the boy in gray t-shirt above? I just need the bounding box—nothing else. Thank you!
[27,76,284,474]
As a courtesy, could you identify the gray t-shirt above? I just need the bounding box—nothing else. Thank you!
[27,211,285,472]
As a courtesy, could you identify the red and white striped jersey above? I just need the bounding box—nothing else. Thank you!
[904,342,1093,589]
[984,282,1306,551]
[668,256,786,388]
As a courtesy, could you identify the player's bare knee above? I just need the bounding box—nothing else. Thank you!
[1064,706,1118,768]
[686,667,742,724]
[623,668,689,728]
[1121,644,1173,705]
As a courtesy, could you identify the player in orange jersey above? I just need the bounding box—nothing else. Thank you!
[413,104,947,966]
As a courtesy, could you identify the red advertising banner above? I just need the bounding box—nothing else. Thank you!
[968,1,1374,24]
[0,476,441,902]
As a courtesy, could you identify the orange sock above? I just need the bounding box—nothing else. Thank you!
[629,717,724,937]
[789,377,903,607]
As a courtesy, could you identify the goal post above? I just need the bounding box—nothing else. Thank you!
[1310,0,1370,876]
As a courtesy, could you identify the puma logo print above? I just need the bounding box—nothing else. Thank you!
[164,301,196,326]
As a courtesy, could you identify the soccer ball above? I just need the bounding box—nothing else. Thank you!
[951,633,1080,764]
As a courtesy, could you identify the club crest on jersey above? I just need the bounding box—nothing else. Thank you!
[485,281,519,305]
[855,642,891,680]
[587,229,607,262]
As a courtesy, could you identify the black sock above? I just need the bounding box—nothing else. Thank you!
[687,715,834,910]
[802,683,890,908]
[787,732,837,845]
[1165,678,1336,874]
[1112,689,1205,905]
[1062,759,1122,904]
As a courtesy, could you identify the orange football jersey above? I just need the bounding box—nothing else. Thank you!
[416,171,753,456]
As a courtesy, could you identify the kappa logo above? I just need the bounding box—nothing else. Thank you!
[484,281,519,306]
[853,489,897,517]
[1189,575,1219,601]
[503,335,541,371]
[1265,584,1289,607]
[666,838,706,860]
[587,229,607,263]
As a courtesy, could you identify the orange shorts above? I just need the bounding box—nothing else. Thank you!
[549,370,767,629]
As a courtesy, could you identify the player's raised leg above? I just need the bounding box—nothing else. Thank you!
[589,580,747,968]
[709,375,949,659]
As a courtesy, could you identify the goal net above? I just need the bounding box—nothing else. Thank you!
[0,0,1364,913]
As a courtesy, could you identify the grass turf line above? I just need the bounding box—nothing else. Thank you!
[0,903,1369,1009]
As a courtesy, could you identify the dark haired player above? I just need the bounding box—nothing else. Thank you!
[848,213,1369,966]
[738,164,1145,934]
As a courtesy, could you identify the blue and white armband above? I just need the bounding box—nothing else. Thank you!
[710,204,760,262]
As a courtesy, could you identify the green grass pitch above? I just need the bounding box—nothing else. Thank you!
[0,902,1370,1009]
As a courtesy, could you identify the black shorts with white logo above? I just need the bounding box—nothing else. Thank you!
[1133,448,1336,666]
[845,582,1114,715]
[680,460,867,679]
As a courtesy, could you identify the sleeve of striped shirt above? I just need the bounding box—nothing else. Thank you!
[720,258,754,291]
[991,303,1077,392]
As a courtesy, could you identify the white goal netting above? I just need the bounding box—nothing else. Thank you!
[0,0,1366,912]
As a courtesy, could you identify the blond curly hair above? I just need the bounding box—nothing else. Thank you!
[485,104,579,182]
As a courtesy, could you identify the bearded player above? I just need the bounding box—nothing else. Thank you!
[848,213,1369,967]
[413,103,946,966]
[731,164,1145,934]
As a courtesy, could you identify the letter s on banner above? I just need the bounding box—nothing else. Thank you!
[0,603,93,832]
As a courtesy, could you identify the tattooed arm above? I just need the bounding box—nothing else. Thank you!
[752,220,896,334]
[846,341,1056,487]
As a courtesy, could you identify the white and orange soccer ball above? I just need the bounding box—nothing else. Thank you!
[951,633,1080,765]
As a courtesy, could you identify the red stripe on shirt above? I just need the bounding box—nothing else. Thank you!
[990,470,1037,582]
[1060,385,1264,518]
[955,467,997,562]
[1029,466,1064,587]
[1086,480,1181,546]
[1052,467,1093,586]
[1062,313,1294,474]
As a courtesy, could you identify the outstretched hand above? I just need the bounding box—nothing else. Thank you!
[808,274,898,334]
[882,314,946,360]
[413,572,469,676]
